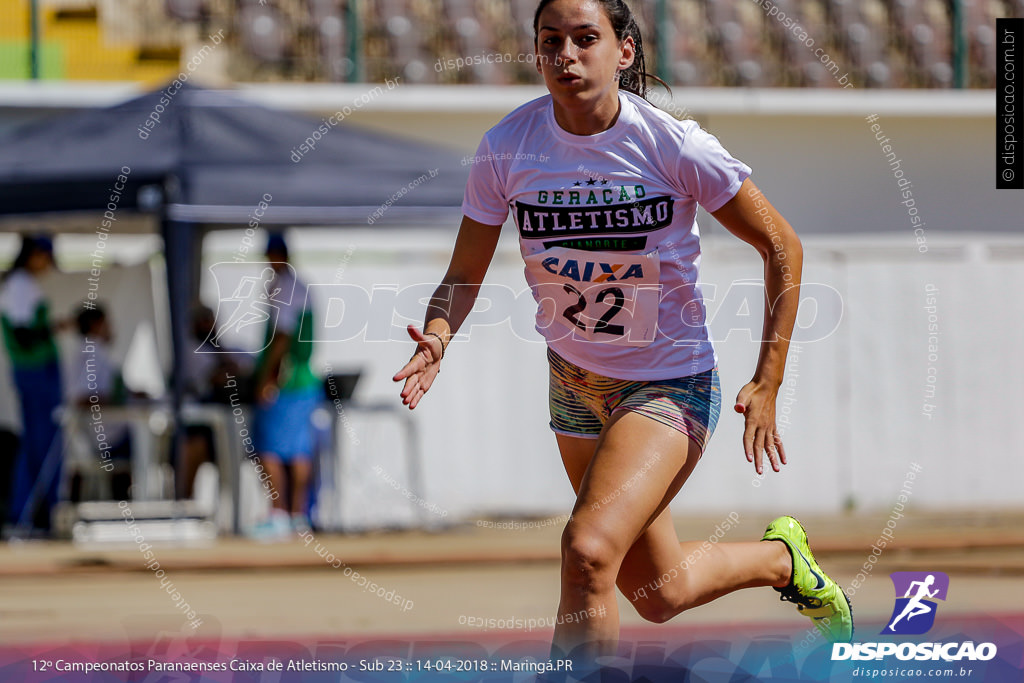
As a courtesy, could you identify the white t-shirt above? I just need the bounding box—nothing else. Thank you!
[69,337,128,445]
[462,90,751,380]
[0,270,44,325]
[70,337,117,403]
[270,267,307,336]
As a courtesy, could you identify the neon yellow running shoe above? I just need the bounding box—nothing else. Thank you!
[762,516,853,642]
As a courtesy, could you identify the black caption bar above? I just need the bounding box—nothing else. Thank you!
[997,18,1023,189]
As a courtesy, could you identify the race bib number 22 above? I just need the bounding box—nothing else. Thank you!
[524,246,661,346]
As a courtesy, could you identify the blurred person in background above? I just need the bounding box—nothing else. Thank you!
[67,304,133,501]
[251,233,319,538]
[0,234,64,533]
[0,429,17,536]
[178,304,252,499]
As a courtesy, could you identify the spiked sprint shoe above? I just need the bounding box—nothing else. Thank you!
[762,516,853,642]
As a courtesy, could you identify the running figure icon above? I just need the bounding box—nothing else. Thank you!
[203,263,296,353]
[882,571,949,635]
[888,574,939,631]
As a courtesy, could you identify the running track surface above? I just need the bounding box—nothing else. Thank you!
[2,614,1022,682]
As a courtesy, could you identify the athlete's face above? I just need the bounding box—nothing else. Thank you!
[535,0,634,106]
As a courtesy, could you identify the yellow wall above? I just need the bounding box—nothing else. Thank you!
[0,0,180,82]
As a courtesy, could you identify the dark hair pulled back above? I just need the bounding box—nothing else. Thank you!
[533,0,667,98]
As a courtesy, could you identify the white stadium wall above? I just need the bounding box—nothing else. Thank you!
[207,228,1020,524]
[1,85,1020,522]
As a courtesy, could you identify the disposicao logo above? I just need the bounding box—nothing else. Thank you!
[832,571,998,663]
[882,571,949,635]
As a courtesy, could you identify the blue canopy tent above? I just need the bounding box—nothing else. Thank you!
[0,83,469,530]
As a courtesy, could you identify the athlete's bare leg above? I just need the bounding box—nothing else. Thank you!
[553,412,792,659]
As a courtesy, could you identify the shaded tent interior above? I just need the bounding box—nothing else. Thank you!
[0,82,469,476]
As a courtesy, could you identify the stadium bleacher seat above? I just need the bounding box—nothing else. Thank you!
[4,0,1022,88]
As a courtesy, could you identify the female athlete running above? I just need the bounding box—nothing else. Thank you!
[393,0,852,659]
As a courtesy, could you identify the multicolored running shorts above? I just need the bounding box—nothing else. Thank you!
[547,348,722,452]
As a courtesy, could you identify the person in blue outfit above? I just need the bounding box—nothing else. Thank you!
[252,233,320,538]
[1,235,64,533]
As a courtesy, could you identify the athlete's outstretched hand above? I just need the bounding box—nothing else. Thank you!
[734,380,787,476]
[393,324,444,410]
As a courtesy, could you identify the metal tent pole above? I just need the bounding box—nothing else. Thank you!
[29,0,41,79]
[951,0,967,88]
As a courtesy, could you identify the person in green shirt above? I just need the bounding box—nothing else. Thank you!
[251,233,320,537]
[0,235,64,532]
